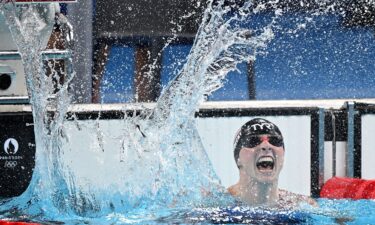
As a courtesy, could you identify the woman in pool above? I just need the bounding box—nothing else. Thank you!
[228,118,317,207]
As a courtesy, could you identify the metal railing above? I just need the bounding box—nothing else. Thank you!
[0,50,72,60]
[0,50,72,104]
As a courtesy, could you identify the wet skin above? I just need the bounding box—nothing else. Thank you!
[237,135,285,184]
[228,135,318,207]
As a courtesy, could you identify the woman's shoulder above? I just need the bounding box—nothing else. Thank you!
[279,189,318,207]
[227,184,239,196]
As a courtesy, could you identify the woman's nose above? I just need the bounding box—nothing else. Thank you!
[261,146,272,152]
[260,141,273,151]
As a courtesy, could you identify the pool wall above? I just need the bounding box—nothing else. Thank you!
[1,99,374,198]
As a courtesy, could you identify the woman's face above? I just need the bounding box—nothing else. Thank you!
[238,135,285,183]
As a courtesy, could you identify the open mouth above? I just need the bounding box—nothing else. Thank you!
[256,156,274,172]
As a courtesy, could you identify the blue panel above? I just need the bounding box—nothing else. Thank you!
[208,62,249,101]
[161,44,192,88]
[101,13,375,102]
[100,46,135,103]
[254,14,375,100]
[161,45,249,101]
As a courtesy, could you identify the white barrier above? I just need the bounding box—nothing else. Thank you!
[3,99,375,198]
[361,114,375,179]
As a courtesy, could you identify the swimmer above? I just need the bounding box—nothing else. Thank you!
[228,118,316,208]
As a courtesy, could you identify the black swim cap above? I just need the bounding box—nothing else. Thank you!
[233,118,284,166]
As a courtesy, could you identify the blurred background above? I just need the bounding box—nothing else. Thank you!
[2,0,375,105]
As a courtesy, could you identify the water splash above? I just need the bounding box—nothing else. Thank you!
[1,1,252,220]
[0,0,299,221]
[0,1,77,218]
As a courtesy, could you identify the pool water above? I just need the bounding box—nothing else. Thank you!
[2,198,375,224]
[69,199,375,224]
[311,199,375,225]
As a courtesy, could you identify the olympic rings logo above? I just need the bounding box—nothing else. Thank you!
[4,161,17,169]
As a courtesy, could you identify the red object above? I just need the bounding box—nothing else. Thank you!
[260,136,269,142]
[321,176,375,199]
[0,222,41,225]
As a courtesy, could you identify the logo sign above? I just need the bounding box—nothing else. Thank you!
[4,161,17,169]
[4,138,19,155]
[1,138,22,169]
[250,122,275,132]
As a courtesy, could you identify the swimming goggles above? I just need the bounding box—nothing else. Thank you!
[243,135,284,148]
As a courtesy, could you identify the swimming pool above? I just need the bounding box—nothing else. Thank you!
[1,1,375,224]
[1,198,375,224]
[78,200,375,224]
